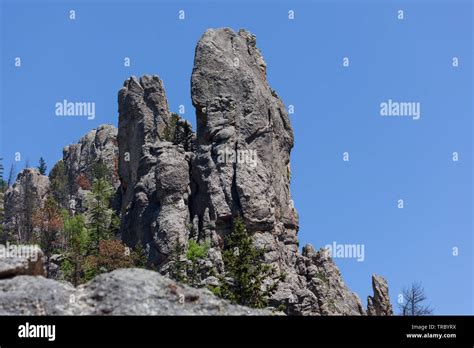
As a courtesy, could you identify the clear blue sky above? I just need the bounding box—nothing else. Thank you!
[1,0,472,314]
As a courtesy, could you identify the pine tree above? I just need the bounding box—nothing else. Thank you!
[49,160,69,208]
[90,160,111,183]
[22,170,36,242]
[37,157,47,175]
[85,178,118,254]
[133,242,148,268]
[216,216,279,308]
[186,239,209,287]
[163,113,180,143]
[169,240,187,282]
[61,212,89,286]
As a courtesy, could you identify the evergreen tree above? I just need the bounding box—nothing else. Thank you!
[21,170,36,242]
[85,178,118,254]
[37,157,47,175]
[186,239,209,287]
[49,160,69,208]
[215,216,279,308]
[90,160,111,183]
[168,239,187,282]
[61,212,89,286]
[163,113,180,143]
[133,242,148,268]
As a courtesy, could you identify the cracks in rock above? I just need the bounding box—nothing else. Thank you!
[230,140,243,219]
[244,108,273,144]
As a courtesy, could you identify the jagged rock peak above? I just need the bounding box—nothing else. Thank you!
[117,73,194,267]
[297,245,366,315]
[118,75,171,145]
[367,274,393,316]
[191,27,297,236]
[118,74,172,194]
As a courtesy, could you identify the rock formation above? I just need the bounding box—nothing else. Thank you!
[2,125,118,239]
[1,28,393,316]
[3,168,50,243]
[62,124,119,212]
[367,274,393,316]
[114,28,371,315]
[117,76,194,272]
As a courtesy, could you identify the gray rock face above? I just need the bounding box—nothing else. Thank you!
[118,75,171,220]
[0,245,45,279]
[367,274,393,316]
[0,276,75,315]
[188,28,304,309]
[0,267,274,315]
[113,28,386,315]
[188,28,364,315]
[151,143,191,269]
[75,268,274,315]
[3,168,50,242]
[62,124,119,212]
[117,75,193,268]
[294,246,365,315]
[190,28,298,241]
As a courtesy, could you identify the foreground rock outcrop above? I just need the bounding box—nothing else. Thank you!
[0,267,273,315]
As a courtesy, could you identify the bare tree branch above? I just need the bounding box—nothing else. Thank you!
[399,282,434,315]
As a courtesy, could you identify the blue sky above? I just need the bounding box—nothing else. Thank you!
[1,0,472,314]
